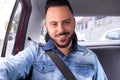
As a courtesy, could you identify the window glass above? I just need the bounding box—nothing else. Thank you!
[0,0,16,56]
[40,20,47,44]
[5,2,22,57]
[75,16,120,42]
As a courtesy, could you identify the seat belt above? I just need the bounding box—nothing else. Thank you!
[46,50,77,80]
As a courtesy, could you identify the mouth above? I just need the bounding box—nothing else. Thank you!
[57,32,69,36]
[58,35,66,39]
[56,32,69,41]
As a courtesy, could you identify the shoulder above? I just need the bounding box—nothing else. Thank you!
[77,45,96,56]
[25,41,44,50]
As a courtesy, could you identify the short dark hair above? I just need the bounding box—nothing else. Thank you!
[45,0,74,15]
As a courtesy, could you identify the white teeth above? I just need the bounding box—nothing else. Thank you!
[59,35,65,37]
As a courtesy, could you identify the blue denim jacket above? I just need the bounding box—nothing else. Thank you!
[0,40,108,80]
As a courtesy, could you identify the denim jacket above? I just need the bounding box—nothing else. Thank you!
[0,40,108,80]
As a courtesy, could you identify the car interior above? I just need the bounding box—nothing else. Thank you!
[1,0,120,80]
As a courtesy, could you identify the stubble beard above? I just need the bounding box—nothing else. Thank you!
[50,33,73,48]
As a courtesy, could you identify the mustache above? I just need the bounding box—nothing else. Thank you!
[56,32,70,37]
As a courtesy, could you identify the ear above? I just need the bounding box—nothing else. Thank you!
[73,18,76,28]
[73,18,76,24]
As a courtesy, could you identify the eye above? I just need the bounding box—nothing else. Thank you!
[63,20,71,26]
[51,22,58,27]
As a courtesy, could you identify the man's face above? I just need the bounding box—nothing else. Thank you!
[45,6,75,48]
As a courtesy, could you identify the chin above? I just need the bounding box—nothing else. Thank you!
[56,42,69,48]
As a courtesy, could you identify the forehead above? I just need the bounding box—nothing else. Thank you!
[45,6,73,21]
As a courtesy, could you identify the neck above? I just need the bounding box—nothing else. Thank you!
[57,41,73,56]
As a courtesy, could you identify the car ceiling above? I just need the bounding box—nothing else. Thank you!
[36,0,120,17]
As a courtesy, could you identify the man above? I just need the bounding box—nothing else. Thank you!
[0,0,108,80]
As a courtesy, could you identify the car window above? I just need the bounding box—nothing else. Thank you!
[0,0,16,56]
[75,16,120,42]
[5,2,22,57]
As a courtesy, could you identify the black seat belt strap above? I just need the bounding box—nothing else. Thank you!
[46,50,77,80]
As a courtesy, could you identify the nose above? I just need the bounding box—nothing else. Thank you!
[57,24,65,33]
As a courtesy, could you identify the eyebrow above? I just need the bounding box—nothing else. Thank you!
[50,21,57,23]
[49,18,73,23]
[62,18,73,22]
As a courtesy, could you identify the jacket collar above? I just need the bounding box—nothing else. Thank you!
[42,39,56,51]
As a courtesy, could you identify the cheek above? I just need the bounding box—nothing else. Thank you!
[47,28,56,37]
[67,25,75,33]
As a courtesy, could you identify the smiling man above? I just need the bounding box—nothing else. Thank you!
[0,0,108,80]
[45,5,75,55]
